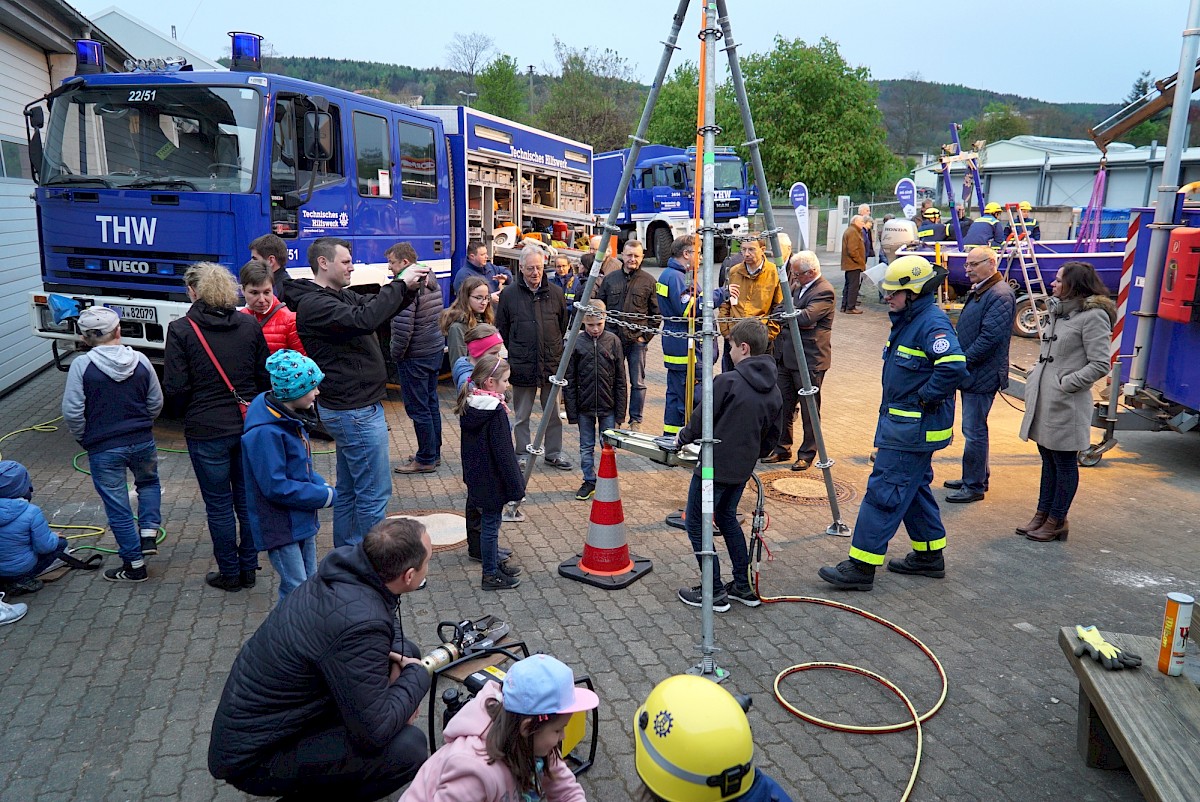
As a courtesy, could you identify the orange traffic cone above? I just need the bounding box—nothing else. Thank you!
[559,443,653,589]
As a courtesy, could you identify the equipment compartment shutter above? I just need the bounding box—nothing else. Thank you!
[0,30,53,395]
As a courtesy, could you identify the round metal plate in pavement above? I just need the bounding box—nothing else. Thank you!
[387,510,466,552]
[757,470,857,506]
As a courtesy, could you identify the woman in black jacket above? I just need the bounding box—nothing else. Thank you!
[164,263,270,591]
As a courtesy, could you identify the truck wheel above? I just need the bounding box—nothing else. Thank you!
[653,227,674,266]
[1013,296,1049,339]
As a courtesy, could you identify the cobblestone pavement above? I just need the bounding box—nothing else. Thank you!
[1,256,1195,802]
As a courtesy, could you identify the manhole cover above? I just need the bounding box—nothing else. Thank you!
[757,470,857,506]
[387,510,466,552]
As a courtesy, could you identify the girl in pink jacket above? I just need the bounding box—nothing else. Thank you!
[400,654,598,802]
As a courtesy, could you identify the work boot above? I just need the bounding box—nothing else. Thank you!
[818,559,875,590]
[1026,517,1069,542]
[1015,511,1048,537]
[886,550,946,578]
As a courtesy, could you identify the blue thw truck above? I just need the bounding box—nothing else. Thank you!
[592,144,756,263]
[24,36,593,364]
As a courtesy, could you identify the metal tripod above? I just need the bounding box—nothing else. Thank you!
[520,0,849,680]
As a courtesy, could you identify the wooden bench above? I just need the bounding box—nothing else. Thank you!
[1058,627,1200,802]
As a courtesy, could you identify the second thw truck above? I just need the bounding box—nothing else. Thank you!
[592,144,756,262]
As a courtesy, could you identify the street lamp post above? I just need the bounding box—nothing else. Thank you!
[458,90,477,107]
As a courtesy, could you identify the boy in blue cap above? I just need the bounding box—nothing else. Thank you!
[0,461,68,597]
[242,349,335,600]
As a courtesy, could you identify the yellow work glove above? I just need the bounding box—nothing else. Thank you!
[1074,625,1142,671]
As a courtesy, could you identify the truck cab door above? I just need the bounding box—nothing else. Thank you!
[650,164,686,215]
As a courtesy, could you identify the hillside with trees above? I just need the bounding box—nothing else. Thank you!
[228,47,1181,194]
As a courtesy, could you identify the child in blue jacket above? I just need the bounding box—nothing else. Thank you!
[0,461,67,597]
[241,350,335,601]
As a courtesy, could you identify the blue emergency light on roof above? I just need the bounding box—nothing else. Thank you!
[685,145,736,155]
[229,32,263,72]
[74,40,106,75]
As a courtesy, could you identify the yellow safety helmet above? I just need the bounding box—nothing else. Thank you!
[1019,200,1032,212]
[922,207,941,219]
[984,202,1002,215]
[634,675,754,802]
[880,254,940,295]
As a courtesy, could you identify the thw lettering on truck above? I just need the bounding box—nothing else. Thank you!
[95,215,158,245]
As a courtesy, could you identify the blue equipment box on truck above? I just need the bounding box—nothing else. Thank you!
[419,105,594,283]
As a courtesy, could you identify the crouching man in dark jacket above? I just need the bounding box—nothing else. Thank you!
[208,518,432,801]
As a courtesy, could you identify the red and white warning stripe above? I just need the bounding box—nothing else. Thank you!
[1111,211,1142,366]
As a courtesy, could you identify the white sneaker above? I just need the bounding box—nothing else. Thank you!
[0,592,28,626]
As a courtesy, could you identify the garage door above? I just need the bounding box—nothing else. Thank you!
[0,30,52,396]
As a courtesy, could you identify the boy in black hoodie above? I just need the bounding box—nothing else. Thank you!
[675,320,781,611]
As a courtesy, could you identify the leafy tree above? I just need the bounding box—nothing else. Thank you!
[476,55,526,122]
[645,61,740,150]
[538,39,640,152]
[444,32,495,92]
[718,36,900,196]
[879,72,940,155]
[1117,70,1170,147]
[646,62,701,147]
[961,102,1031,143]
[1126,70,1153,105]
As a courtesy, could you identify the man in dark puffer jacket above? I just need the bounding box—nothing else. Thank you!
[494,247,570,469]
[208,518,432,801]
[388,242,446,474]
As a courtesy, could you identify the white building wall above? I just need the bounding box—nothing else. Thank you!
[0,29,53,395]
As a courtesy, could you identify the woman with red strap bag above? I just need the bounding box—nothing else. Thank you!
[163,263,270,592]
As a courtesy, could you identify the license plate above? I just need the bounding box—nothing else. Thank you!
[104,304,157,323]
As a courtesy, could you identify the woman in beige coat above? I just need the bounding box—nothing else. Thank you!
[1018,261,1116,542]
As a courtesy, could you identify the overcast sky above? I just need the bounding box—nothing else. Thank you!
[85,0,1190,105]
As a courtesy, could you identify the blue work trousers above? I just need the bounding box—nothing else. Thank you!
[664,367,689,436]
[960,391,995,493]
[849,448,947,566]
[319,402,391,548]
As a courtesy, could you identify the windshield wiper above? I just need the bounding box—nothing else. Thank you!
[126,177,198,191]
[43,175,115,188]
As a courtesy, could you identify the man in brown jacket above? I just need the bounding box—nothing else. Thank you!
[840,215,867,314]
[719,235,783,371]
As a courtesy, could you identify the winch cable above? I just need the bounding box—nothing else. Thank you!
[745,477,947,802]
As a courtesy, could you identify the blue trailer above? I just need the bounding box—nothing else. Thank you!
[417,106,594,277]
[592,144,756,262]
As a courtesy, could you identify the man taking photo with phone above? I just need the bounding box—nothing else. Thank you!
[288,237,429,547]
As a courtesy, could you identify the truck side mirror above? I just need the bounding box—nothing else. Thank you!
[26,107,44,129]
[302,111,333,162]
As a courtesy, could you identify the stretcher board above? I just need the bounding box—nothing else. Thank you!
[602,428,698,468]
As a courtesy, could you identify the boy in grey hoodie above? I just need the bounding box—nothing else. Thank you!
[62,307,164,583]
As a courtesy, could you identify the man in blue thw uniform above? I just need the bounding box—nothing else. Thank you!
[819,255,967,591]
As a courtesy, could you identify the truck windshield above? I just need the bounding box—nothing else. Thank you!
[685,158,746,191]
[40,85,261,192]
